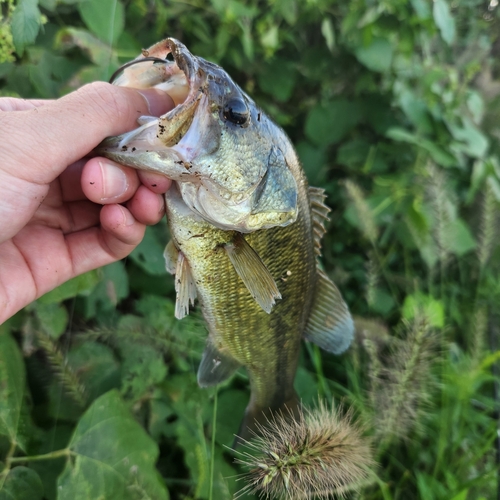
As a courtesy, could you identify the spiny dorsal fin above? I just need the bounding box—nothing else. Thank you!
[304,268,354,354]
[197,340,241,388]
[309,186,330,257]
[174,251,197,320]
[225,234,281,314]
[163,240,178,275]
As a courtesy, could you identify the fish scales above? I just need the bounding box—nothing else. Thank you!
[97,38,354,442]
[167,172,314,412]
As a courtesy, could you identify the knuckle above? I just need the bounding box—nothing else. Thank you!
[77,82,131,126]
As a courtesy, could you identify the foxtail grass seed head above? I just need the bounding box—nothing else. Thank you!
[477,179,498,271]
[235,402,374,499]
[343,180,378,244]
[425,163,455,267]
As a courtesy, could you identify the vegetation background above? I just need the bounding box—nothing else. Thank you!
[1,0,500,498]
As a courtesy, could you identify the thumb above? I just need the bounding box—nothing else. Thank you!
[0,82,173,184]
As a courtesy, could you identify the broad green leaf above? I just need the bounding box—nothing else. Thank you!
[467,91,485,125]
[305,99,363,147]
[450,490,469,500]
[67,342,121,401]
[56,28,117,72]
[260,24,279,51]
[11,0,41,55]
[433,0,456,45]
[0,467,43,500]
[34,302,68,339]
[78,0,124,44]
[215,389,248,447]
[402,293,444,328]
[321,18,335,52]
[130,226,168,276]
[0,330,26,447]
[386,127,457,167]
[135,295,176,335]
[411,0,431,19]
[57,390,168,500]
[445,219,476,256]
[296,141,328,186]
[398,89,433,134]
[355,38,393,73]
[38,270,100,304]
[83,261,129,317]
[294,367,319,406]
[257,59,296,102]
[448,118,488,158]
[371,288,395,315]
[118,340,167,402]
[38,0,57,10]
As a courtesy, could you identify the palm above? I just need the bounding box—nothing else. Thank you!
[0,84,173,323]
[0,159,159,321]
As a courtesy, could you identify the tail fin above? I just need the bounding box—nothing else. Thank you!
[233,392,301,448]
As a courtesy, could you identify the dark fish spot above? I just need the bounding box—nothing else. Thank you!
[152,184,157,187]
[121,145,128,151]
[257,112,261,121]
[132,147,136,152]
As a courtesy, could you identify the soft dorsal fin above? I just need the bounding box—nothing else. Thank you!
[225,234,281,314]
[309,186,330,257]
[174,251,197,320]
[197,340,241,388]
[304,268,354,354]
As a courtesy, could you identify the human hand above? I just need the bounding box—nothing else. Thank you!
[0,82,174,323]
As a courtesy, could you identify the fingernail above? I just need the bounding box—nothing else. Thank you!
[120,206,136,226]
[138,89,174,117]
[99,161,129,200]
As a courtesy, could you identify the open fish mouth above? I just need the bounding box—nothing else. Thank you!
[99,39,208,176]
[97,38,299,233]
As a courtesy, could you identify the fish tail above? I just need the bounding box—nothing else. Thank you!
[233,392,301,448]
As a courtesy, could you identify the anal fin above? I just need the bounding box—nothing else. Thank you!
[174,251,197,320]
[225,234,281,314]
[197,341,241,388]
[304,268,354,354]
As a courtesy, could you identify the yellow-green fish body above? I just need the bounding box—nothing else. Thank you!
[98,39,354,440]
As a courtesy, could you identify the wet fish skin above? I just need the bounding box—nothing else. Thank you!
[98,39,354,441]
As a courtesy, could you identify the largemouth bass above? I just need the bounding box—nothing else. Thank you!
[99,39,354,441]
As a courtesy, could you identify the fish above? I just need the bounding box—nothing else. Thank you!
[98,38,354,442]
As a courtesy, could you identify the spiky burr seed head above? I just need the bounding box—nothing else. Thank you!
[234,402,374,499]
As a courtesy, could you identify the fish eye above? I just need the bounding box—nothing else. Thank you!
[223,98,249,126]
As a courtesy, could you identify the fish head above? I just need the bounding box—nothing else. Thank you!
[98,38,298,232]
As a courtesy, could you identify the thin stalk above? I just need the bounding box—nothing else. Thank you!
[8,448,70,464]
[208,387,218,500]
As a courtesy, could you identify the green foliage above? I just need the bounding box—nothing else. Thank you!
[1,0,500,499]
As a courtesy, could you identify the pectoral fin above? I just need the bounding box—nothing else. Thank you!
[304,268,354,354]
[163,240,178,275]
[197,341,241,388]
[225,234,281,314]
[174,251,197,320]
